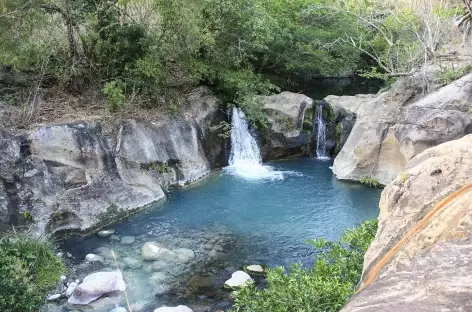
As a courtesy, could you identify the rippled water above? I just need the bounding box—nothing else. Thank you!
[60,158,380,311]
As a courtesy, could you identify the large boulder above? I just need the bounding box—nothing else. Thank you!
[68,271,126,305]
[154,306,193,312]
[0,87,228,234]
[330,73,472,185]
[342,135,472,311]
[259,92,313,160]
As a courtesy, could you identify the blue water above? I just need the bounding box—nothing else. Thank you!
[66,158,379,267]
[59,158,380,310]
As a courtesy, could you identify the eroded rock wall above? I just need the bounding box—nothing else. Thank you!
[0,87,227,235]
[342,135,472,311]
[329,73,472,185]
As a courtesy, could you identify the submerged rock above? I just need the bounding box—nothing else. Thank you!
[121,236,136,245]
[187,275,215,294]
[141,242,176,261]
[224,271,253,289]
[98,229,115,238]
[152,260,170,271]
[122,257,143,270]
[174,248,195,263]
[68,271,126,305]
[85,253,104,263]
[154,306,194,312]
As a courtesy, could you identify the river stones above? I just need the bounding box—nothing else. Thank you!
[85,254,104,263]
[150,272,167,284]
[97,229,115,238]
[152,260,170,271]
[68,271,126,305]
[187,275,214,294]
[122,257,143,270]
[175,248,195,263]
[154,306,194,312]
[66,282,78,297]
[141,243,176,261]
[121,236,136,245]
[224,271,253,289]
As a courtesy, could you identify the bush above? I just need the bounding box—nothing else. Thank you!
[360,176,381,188]
[232,219,378,312]
[0,235,65,312]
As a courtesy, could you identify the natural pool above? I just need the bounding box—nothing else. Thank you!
[58,158,380,312]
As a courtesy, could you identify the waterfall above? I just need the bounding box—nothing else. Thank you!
[315,104,329,159]
[228,107,262,166]
[226,107,284,180]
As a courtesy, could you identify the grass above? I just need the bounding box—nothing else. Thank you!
[436,64,472,86]
[0,234,65,312]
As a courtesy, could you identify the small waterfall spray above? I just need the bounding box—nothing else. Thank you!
[315,104,329,159]
[226,107,286,180]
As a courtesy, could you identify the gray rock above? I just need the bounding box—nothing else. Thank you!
[141,242,176,262]
[330,72,472,185]
[68,271,126,305]
[174,248,195,263]
[0,87,226,234]
[150,272,167,284]
[120,236,136,245]
[259,92,314,160]
[187,275,214,294]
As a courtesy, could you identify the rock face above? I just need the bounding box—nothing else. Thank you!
[330,73,472,185]
[342,135,472,311]
[0,87,228,234]
[259,92,313,160]
[68,271,126,305]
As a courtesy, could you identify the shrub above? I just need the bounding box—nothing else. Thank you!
[0,235,65,312]
[103,80,126,112]
[360,176,381,188]
[232,219,378,312]
[436,64,472,86]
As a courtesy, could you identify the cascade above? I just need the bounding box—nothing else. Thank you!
[315,104,329,159]
[226,107,284,180]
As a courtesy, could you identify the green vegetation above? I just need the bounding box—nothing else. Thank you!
[141,162,171,174]
[210,121,232,139]
[232,219,378,312]
[436,64,472,86]
[0,0,459,128]
[0,235,65,312]
[360,176,381,188]
[400,173,408,184]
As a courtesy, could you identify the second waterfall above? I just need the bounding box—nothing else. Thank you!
[315,104,329,159]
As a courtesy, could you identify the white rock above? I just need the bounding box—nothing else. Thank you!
[60,275,67,282]
[47,294,61,301]
[98,229,115,238]
[154,305,194,312]
[85,253,104,263]
[68,271,126,305]
[246,264,264,273]
[110,306,127,312]
[66,282,78,297]
[224,271,253,289]
[141,243,176,261]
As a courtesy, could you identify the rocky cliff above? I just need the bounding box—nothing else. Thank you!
[342,135,472,311]
[258,92,313,160]
[0,87,227,235]
[329,73,472,185]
